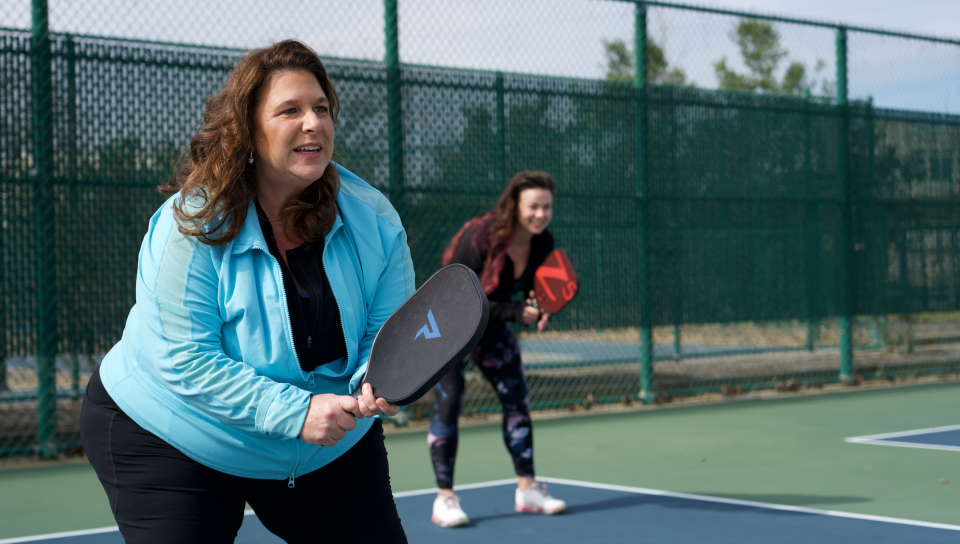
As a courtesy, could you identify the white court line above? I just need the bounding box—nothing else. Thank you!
[0,511,260,543]
[843,440,960,452]
[845,424,960,442]
[537,477,960,532]
[393,478,518,498]
[5,476,958,543]
[393,477,960,533]
[845,424,960,452]
[0,527,119,544]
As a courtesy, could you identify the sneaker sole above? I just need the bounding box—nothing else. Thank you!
[432,514,469,528]
[515,504,566,515]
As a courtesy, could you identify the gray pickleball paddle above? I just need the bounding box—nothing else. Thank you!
[350,264,489,405]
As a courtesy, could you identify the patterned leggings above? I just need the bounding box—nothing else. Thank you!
[428,321,534,490]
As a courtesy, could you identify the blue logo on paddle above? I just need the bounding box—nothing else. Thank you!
[415,309,441,340]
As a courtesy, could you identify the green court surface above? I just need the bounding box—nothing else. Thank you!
[2,382,958,540]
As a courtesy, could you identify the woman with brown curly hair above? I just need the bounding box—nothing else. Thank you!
[428,171,566,528]
[80,40,412,542]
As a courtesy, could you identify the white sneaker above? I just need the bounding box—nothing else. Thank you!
[432,492,470,528]
[516,481,567,514]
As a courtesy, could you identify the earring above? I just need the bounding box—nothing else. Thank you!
[248,152,254,165]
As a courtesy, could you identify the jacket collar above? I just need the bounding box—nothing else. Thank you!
[231,198,343,255]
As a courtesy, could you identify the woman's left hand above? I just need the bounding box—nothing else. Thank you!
[524,290,551,332]
[354,382,400,418]
[537,310,551,332]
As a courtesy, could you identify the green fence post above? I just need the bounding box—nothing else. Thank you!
[32,0,59,457]
[385,0,404,218]
[67,34,80,399]
[595,231,606,331]
[0,169,5,391]
[495,71,506,185]
[864,96,889,348]
[802,90,820,351]
[836,27,855,383]
[0,185,4,392]
[67,35,76,179]
[384,0,409,426]
[673,324,681,361]
[635,2,655,403]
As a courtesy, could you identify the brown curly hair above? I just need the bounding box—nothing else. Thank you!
[159,40,340,247]
[441,171,555,294]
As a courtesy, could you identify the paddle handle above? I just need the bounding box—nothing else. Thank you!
[529,293,544,318]
[349,385,363,399]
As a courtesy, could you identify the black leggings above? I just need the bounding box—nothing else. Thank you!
[80,369,407,544]
[428,322,534,489]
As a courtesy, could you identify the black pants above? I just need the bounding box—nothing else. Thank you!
[80,370,407,543]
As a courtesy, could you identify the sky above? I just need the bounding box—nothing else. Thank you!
[713,0,959,39]
[636,0,960,112]
[1,0,957,112]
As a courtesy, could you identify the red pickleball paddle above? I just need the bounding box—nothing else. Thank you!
[532,249,579,315]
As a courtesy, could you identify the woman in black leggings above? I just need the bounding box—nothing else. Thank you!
[428,171,567,528]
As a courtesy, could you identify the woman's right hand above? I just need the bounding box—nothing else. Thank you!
[521,291,541,326]
[299,394,358,447]
[521,305,541,326]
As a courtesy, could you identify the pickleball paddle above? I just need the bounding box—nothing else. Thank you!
[350,264,489,405]
[532,248,579,315]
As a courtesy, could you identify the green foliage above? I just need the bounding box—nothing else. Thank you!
[603,38,689,86]
[602,21,833,97]
[714,19,831,96]
[603,39,633,83]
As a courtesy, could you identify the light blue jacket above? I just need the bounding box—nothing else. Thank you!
[99,164,415,482]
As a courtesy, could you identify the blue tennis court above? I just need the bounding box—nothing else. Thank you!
[845,424,960,452]
[5,478,958,544]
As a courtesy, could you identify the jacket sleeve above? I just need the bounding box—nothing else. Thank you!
[349,227,416,392]
[489,300,526,323]
[451,223,527,324]
[139,225,311,441]
[450,224,484,274]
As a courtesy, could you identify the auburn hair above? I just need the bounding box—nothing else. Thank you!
[159,40,340,246]
[442,171,555,294]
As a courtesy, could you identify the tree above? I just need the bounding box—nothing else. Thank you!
[603,39,689,86]
[714,19,830,96]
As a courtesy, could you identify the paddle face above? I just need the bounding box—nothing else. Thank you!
[533,249,579,315]
[351,264,489,405]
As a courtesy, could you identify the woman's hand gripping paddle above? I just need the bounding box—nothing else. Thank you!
[350,264,489,406]
[531,249,579,315]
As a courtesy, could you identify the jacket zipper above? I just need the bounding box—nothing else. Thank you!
[288,440,301,488]
[292,228,343,481]
[321,231,352,373]
[252,243,310,380]
[255,216,344,484]
[251,243,304,482]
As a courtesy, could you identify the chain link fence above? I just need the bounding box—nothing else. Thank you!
[2,0,959,459]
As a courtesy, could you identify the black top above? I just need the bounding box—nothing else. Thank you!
[257,207,347,373]
[451,221,554,323]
